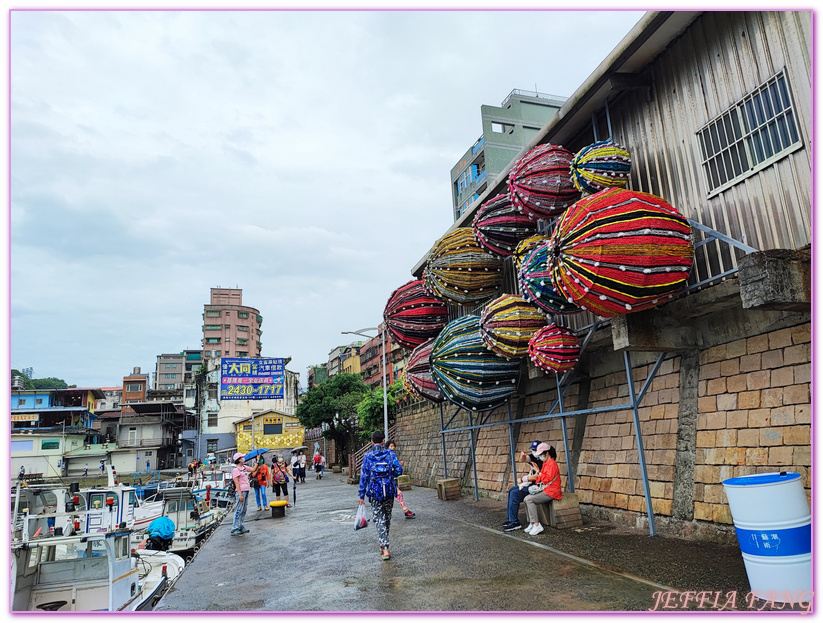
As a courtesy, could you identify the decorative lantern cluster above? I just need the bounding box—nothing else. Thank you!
[518,241,582,315]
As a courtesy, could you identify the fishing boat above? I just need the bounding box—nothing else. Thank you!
[138,487,226,557]
[191,463,235,508]
[10,493,184,611]
[11,466,163,539]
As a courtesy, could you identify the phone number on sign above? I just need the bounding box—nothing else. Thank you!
[222,384,283,396]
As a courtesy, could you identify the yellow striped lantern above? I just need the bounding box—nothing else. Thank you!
[548,188,694,317]
[479,294,547,359]
[570,139,632,195]
[423,228,503,305]
[528,324,580,373]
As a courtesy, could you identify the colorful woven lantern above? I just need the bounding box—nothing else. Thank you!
[383,280,450,351]
[423,228,502,305]
[570,139,632,195]
[479,294,547,359]
[472,193,540,257]
[430,315,520,411]
[403,338,444,403]
[513,234,547,271]
[518,241,582,315]
[528,324,580,373]
[549,188,694,317]
[508,143,580,219]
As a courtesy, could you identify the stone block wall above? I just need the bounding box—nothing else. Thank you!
[692,323,811,524]
[391,319,810,540]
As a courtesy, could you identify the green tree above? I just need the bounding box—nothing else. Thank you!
[295,373,369,464]
[31,377,69,389]
[356,379,407,439]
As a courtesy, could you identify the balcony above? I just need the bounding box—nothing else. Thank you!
[118,437,173,448]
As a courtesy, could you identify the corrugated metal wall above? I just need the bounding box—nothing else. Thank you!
[603,11,811,286]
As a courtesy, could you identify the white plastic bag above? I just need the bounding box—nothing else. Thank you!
[354,504,369,531]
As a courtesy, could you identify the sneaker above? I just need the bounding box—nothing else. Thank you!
[529,524,544,536]
[286,504,292,508]
[231,529,242,536]
[240,527,249,534]
[523,524,536,535]
[256,507,263,512]
[404,510,415,518]
[503,522,522,532]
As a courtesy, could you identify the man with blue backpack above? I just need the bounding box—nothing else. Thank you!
[358,430,403,561]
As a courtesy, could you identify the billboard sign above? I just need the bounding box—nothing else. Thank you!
[220,358,285,400]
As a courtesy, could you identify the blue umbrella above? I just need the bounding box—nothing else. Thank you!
[244,448,272,462]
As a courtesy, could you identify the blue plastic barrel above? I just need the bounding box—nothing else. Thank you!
[722,471,811,601]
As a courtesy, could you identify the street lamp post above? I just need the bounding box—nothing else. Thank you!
[342,326,389,437]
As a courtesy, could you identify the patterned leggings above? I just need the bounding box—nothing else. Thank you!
[395,488,409,512]
[370,497,394,548]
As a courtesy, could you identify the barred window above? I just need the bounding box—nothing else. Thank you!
[697,69,802,196]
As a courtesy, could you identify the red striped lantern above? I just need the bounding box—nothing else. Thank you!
[403,338,445,403]
[508,144,580,219]
[384,280,449,351]
[549,188,694,317]
[528,324,580,372]
[472,193,540,257]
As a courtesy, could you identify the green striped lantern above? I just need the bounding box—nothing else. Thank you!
[513,234,547,272]
[479,294,547,359]
[517,241,582,315]
[549,188,694,317]
[423,228,503,305]
[430,315,520,412]
[570,139,632,195]
[528,324,580,373]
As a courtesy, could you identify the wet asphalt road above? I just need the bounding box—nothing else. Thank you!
[154,471,693,612]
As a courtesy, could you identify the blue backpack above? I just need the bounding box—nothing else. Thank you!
[366,455,396,502]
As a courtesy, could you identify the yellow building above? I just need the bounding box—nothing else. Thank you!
[341,350,361,375]
[234,410,305,455]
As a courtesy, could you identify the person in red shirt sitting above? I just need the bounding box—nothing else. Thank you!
[523,443,562,536]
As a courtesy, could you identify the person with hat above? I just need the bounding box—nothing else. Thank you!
[271,456,293,507]
[523,443,562,536]
[231,452,252,535]
[502,440,545,532]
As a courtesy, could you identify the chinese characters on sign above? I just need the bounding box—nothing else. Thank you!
[220,358,285,400]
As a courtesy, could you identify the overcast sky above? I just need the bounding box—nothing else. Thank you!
[10,9,647,389]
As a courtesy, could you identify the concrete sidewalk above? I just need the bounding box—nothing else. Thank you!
[155,471,752,612]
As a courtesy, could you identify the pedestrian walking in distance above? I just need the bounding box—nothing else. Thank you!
[83,463,88,477]
[231,453,252,535]
[358,430,403,561]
